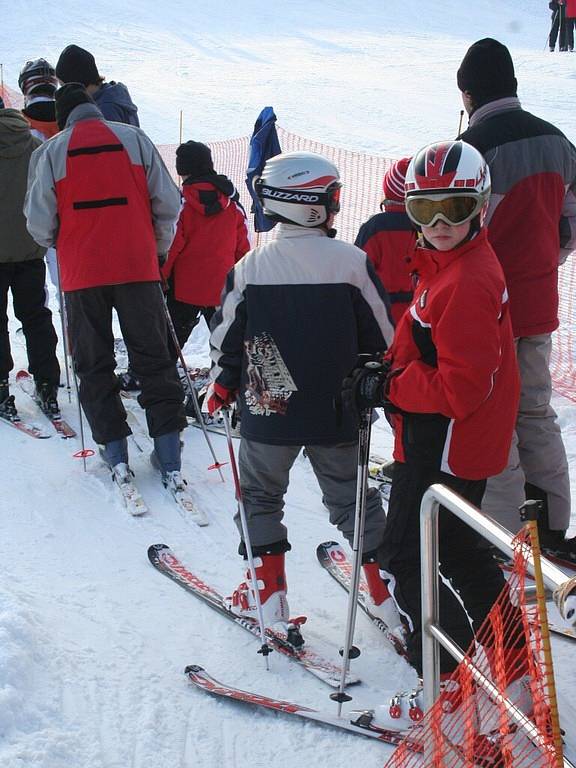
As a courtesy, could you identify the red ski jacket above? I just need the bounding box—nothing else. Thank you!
[162,177,250,307]
[566,0,576,17]
[25,103,180,291]
[355,208,416,326]
[460,98,576,338]
[386,229,520,480]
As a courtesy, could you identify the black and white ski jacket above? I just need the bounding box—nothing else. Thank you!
[210,224,394,445]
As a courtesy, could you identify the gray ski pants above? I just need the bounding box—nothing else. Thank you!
[237,439,386,553]
[482,334,571,533]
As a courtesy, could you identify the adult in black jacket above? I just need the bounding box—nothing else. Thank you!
[457,38,576,559]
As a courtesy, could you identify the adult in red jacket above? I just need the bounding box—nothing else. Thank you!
[565,0,576,50]
[161,141,250,353]
[355,157,416,326]
[458,39,576,557]
[342,142,522,726]
[24,84,187,492]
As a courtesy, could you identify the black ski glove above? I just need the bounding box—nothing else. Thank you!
[341,357,391,412]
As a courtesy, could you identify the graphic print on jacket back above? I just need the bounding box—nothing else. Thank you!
[244,332,298,416]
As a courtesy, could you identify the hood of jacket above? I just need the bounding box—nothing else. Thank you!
[182,174,240,217]
[93,82,138,120]
[0,108,36,159]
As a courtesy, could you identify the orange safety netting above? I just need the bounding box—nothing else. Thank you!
[2,80,575,402]
[383,526,562,768]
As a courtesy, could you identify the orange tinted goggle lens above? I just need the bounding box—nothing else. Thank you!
[329,184,341,213]
[407,196,479,226]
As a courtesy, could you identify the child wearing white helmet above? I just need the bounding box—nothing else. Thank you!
[208,151,405,648]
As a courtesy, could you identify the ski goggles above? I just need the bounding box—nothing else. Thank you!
[405,193,484,227]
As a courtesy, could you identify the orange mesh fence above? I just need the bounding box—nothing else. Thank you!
[1,77,574,401]
[383,526,562,768]
[0,83,23,109]
[158,130,576,404]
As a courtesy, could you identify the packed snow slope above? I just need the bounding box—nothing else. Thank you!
[2,0,575,153]
[1,2,576,768]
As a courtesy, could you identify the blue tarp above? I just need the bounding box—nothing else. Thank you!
[245,106,281,233]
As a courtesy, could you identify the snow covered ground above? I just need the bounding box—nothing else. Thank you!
[1,2,576,767]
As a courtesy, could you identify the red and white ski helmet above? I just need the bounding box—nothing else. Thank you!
[255,151,342,228]
[18,58,58,98]
[405,140,490,226]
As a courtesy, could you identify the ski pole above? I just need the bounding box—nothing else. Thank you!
[457,109,465,138]
[53,252,72,403]
[222,408,272,667]
[331,407,373,716]
[158,284,225,481]
[54,255,91,470]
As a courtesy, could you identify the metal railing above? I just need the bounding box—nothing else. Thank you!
[419,483,574,767]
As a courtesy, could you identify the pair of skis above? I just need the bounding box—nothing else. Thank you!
[107,410,208,525]
[148,542,418,749]
[0,370,76,439]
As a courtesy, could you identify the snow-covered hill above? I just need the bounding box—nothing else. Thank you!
[1,2,575,767]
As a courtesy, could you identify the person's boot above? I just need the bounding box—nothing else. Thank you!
[101,437,129,469]
[227,553,290,629]
[362,558,406,651]
[152,431,182,477]
[0,379,18,420]
[35,381,60,417]
[117,368,141,392]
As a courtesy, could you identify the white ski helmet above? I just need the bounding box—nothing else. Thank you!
[18,58,58,99]
[404,140,491,228]
[255,151,342,228]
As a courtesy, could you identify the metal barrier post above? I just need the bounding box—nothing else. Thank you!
[419,482,574,765]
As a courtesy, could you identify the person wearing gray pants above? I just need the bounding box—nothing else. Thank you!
[207,151,403,637]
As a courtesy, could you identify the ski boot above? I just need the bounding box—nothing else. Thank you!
[35,381,60,418]
[227,553,291,631]
[0,380,18,421]
[117,368,141,392]
[363,558,407,652]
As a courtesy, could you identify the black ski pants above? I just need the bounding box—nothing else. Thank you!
[378,461,509,676]
[550,5,568,49]
[65,281,186,445]
[166,289,216,360]
[0,260,60,384]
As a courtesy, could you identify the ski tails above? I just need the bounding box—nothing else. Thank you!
[316,541,407,657]
[15,370,76,438]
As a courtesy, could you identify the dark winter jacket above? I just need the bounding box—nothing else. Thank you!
[0,109,45,264]
[162,175,250,306]
[24,103,179,291]
[355,208,416,326]
[460,97,576,338]
[22,99,59,141]
[210,224,394,445]
[93,82,139,126]
[386,229,519,480]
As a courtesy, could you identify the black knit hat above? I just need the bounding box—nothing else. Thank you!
[55,83,95,129]
[175,141,215,177]
[56,45,101,87]
[457,38,517,107]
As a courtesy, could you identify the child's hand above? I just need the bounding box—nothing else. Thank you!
[206,382,237,414]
